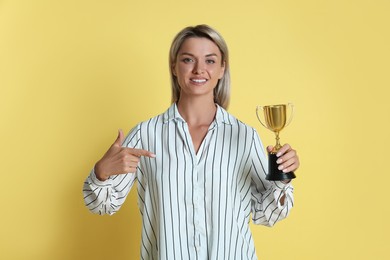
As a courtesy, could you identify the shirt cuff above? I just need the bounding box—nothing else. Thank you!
[90,168,113,187]
[273,181,292,190]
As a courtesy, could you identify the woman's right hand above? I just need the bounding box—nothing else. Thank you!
[94,129,156,181]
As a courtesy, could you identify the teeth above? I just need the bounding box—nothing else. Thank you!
[191,79,207,83]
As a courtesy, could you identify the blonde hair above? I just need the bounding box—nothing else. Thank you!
[169,24,231,109]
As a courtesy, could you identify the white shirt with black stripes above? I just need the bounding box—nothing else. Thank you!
[83,103,294,260]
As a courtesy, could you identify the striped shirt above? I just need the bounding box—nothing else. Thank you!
[83,103,294,260]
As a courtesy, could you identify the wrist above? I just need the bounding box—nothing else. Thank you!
[94,163,109,181]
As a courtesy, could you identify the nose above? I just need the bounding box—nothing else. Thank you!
[193,62,205,74]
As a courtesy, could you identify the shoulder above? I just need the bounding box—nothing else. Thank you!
[124,108,168,147]
[136,105,173,130]
[220,107,256,134]
[138,113,164,128]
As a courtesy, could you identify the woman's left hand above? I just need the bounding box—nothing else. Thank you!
[267,144,300,173]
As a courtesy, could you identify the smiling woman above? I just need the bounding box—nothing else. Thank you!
[83,24,300,260]
[169,25,231,109]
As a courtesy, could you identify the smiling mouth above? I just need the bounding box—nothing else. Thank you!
[190,78,207,83]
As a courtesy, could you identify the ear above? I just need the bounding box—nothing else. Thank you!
[171,62,177,77]
[218,61,226,79]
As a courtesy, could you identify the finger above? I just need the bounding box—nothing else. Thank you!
[281,161,299,173]
[276,149,296,165]
[129,156,140,163]
[128,166,138,173]
[124,161,139,172]
[117,160,139,174]
[111,129,124,147]
[127,148,156,158]
[118,165,138,174]
[267,145,274,153]
[276,143,291,157]
[117,129,125,145]
[119,149,140,161]
[278,156,295,169]
[278,155,300,172]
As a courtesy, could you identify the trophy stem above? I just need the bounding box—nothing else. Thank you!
[274,131,282,153]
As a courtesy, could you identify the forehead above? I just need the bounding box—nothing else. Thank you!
[178,37,221,56]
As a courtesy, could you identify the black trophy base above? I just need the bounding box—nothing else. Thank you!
[265,153,297,181]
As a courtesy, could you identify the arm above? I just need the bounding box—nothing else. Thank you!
[250,129,295,227]
[83,126,155,215]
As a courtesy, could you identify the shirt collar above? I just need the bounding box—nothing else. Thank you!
[163,103,232,126]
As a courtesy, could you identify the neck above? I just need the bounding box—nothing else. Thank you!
[177,96,217,126]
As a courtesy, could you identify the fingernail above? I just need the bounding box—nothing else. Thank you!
[276,152,282,157]
[283,169,288,173]
[276,158,283,164]
[278,165,284,170]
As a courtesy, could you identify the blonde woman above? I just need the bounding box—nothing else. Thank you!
[83,24,299,260]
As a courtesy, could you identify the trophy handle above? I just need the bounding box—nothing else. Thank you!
[256,106,271,130]
[286,103,294,127]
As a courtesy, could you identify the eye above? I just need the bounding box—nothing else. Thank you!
[206,59,216,64]
[182,57,193,63]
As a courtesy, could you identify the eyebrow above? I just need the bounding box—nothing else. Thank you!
[179,52,219,58]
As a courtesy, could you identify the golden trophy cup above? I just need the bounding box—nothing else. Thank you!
[256,103,296,181]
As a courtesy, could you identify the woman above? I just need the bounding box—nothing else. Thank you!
[83,24,299,260]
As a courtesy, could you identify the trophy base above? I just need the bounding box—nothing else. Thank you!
[265,153,297,181]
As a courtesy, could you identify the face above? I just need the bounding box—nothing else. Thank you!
[172,37,225,101]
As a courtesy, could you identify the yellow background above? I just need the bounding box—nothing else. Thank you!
[1,0,389,259]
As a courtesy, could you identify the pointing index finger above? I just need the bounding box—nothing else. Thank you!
[128,148,156,158]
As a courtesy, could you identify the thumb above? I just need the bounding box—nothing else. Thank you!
[114,129,125,146]
[267,145,274,153]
